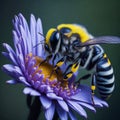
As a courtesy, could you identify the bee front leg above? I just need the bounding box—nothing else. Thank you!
[39,54,53,66]
[49,56,66,79]
[63,60,80,81]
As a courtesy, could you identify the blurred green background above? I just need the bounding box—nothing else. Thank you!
[0,0,120,120]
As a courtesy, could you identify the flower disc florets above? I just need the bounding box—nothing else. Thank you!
[25,53,77,99]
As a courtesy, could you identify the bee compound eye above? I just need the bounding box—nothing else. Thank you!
[50,31,60,52]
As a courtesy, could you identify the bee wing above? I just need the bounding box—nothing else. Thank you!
[80,36,120,47]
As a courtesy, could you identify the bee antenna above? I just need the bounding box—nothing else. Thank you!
[33,32,45,48]
[33,41,45,48]
[38,32,45,39]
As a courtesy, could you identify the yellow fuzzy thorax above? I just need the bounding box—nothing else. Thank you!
[45,24,90,46]
[57,24,90,43]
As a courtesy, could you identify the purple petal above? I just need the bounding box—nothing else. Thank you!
[6,80,18,84]
[39,84,47,92]
[3,43,16,56]
[57,100,69,112]
[2,52,9,58]
[71,85,108,108]
[2,52,17,65]
[19,77,31,86]
[30,14,36,55]
[78,102,96,112]
[36,18,44,57]
[17,54,25,71]
[12,30,20,55]
[23,87,40,96]
[56,103,68,120]
[19,25,28,56]
[3,43,18,65]
[47,92,63,100]
[19,13,32,53]
[9,52,18,65]
[12,15,20,36]
[67,100,87,118]
[2,64,22,77]
[40,95,52,109]
[93,96,109,107]
[70,85,93,103]
[18,13,29,35]
[45,102,55,120]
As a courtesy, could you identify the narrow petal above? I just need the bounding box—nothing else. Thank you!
[12,30,20,55]
[12,15,19,35]
[56,103,68,120]
[30,14,36,55]
[57,100,69,112]
[19,13,32,53]
[9,52,18,65]
[36,18,44,57]
[19,77,31,86]
[40,95,52,109]
[3,43,16,56]
[2,51,17,65]
[17,54,25,71]
[45,102,55,120]
[2,64,22,77]
[67,100,87,118]
[71,85,108,108]
[47,92,63,100]
[78,102,96,112]
[2,52,9,58]
[19,25,28,56]
[23,87,40,96]
[93,96,108,107]
[6,80,18,84]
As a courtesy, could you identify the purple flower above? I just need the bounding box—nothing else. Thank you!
[2,13,108,120]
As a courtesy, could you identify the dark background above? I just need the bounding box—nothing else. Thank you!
[0,0,120,120]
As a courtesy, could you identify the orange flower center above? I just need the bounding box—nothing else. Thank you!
[26,53,69,88]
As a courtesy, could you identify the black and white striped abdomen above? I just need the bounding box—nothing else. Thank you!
[96,56,115,99]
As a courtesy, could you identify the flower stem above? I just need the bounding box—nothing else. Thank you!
[27,96,41,120]
[53,111,59,120]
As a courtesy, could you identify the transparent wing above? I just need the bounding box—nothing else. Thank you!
[80,36,120,47]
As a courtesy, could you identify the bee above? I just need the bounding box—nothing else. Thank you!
[44,24,120,100]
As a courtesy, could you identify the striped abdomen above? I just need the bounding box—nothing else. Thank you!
[96,54,115,99]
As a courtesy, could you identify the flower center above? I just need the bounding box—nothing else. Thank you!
[25,53,78,98]
[26,53,69,87]
[35,56,63,81]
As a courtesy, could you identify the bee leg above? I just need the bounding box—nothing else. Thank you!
[75,73,91,85]
[63,61,80,81]
[91,74,96,105]
[39,54,53,66]
[49,57,66,79]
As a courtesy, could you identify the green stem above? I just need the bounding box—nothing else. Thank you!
[27,96,41,120]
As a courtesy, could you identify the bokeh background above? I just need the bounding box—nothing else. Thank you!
[0,0,120,120]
